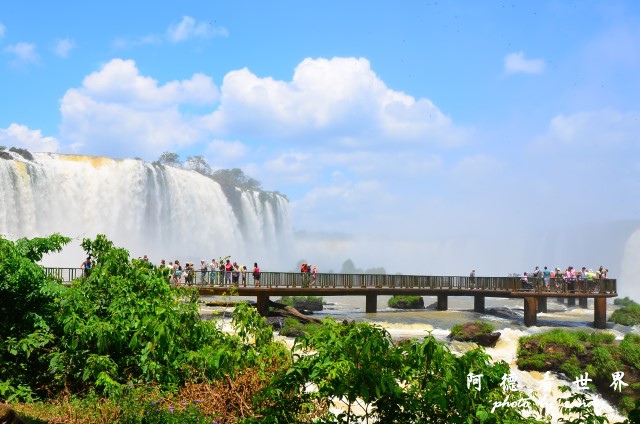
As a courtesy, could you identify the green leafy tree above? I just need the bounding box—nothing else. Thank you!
[184,155,211,176]
[0,233,71,401]
[212,168,262,191]
[53,235,289,397]
[156,151,181,167]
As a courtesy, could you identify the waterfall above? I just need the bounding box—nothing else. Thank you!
[0,152,294,267]
[620,229,640,301]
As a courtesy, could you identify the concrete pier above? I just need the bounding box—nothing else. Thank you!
[366,294,377,313]
[256,292,270,317]
[537,297,547,313]
[437,295,448,311]
[524,297,538,327]
[594,298,607,329]
[474,295,485,313]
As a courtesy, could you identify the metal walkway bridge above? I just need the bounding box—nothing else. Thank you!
[45,268,617,328]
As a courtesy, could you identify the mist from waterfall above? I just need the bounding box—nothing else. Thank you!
[0,152,294,268]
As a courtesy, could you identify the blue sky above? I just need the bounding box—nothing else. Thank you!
[2,1,640,279]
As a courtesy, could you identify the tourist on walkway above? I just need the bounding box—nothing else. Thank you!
[81,256,92,278]
[199,260,207,285]
[232,262,240,286]
[300,263,311,287]
[209,259,218,286]
[224,259,233,286]
[542,266,551,291]
[311,265,318,287]
[172,260,182,285]
[253,262,261,287]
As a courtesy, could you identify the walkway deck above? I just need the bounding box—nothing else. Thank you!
[45,268,617,328]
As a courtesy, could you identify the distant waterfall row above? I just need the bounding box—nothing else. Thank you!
[0,152,294,267]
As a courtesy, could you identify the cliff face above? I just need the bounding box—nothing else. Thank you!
[0,152,293,266]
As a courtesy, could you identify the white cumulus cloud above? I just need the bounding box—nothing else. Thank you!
[0,124,59,152]
[53,38,75,58]
[3,42,38,65]
[205,57,466,146]
[0,22,5,40]
[504,51,545,75]
[59,58,219,158]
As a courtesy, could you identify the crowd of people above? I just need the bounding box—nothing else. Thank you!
[519,265,609,292]
[89,255,264,287]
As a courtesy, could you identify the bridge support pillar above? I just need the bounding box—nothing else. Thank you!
[567,297,576,307]
[594,298,607,329]
[537,297,547,313]
[365,294,377,313]
[579,297,588,308]
[256,293,270,317]
[524,297,538,327]
[474,295,485,313]
[437,295,448,311]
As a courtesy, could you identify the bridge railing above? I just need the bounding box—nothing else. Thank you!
[43,267,616,294]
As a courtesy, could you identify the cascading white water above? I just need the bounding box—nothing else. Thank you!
[0,152,294,267]
[620,229,640,302]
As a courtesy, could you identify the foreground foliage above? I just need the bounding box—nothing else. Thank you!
[258,319,544,423]
[0,233,71,401]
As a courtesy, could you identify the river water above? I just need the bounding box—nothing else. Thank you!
[202,294,638,422]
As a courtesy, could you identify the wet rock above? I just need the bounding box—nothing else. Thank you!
[448,322,501,347]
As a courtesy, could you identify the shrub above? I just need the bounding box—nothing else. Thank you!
[587,331,616,346]
[279,317,322,338]
[450,321,495,338]
[279,296,323,311]
[591,347,620,379]
[388,295,424,309]
[559,356,582,380]
[619,333,640,369]
[535,329,586,353]
[613,296,638,306]
[609,304,640,326]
